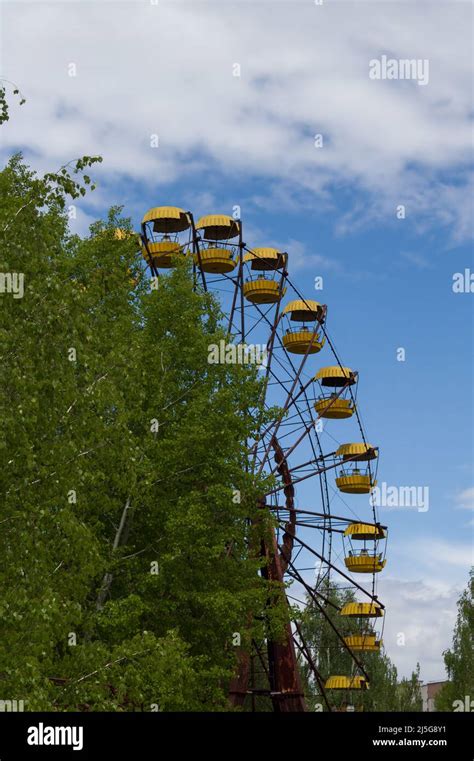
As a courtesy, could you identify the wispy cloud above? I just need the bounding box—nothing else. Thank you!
[455,487,474,511]
[274,239,339,273]
[400,250,431,270]
[404,537,474,571]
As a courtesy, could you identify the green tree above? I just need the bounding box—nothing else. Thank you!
[0,101,284,709]
[396,663,422,711]
[435,569,474,711]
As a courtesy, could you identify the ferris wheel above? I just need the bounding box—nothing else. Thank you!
[140,205,388,712]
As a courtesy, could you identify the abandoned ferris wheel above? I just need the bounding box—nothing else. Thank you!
[140,205,388,712]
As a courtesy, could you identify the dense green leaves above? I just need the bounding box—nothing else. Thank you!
[0,151,280,710]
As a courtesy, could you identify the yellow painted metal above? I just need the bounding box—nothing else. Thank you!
[114,228,134,240]
[282,299,323,322]
[196,214,239,240]
[344,523,386,540]
[343,634,382,652]
[325,676,369,690]
[336,474,376,494]
[126,267,138,287]
[243,247,285,271]
[194,248,236,274]
[282,330,325,355]
[315,365,356,386]
[141,241,182,268]
[314,397,355,419]
[141,206,190,233]
[340,602,383,618]
[243,279,285,304]
[344,553,386,573]
[336,442,377,461]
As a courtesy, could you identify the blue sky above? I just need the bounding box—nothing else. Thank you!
[1,0,472,681]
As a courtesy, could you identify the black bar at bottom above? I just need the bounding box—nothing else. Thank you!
[0,710,471,759]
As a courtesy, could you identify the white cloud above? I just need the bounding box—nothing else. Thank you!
[270,239,338,273]
[377,576,461,682]
[0,0,472,239]
[400,250,431,270]
[396,536,474,575]
[455,487,474,511]
[377,536,472,678]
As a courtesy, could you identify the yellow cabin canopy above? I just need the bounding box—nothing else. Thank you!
[340,602,384,618]
[336,443,378,461]
[315,365,356,387]
[141,206,190,233]
[325,676,369,690]
[344,522,386,540]
[243,247,286,271]
[196,214,239,241]
[282,299,324,322]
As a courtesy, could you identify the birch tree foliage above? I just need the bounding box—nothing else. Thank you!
[0,92,283,710]
[435,569,474,711]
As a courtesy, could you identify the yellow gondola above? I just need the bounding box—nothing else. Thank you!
[194,214,240,273]
[314,365,356,418]
[335,443,377,493]
[141,206,191,269]
[282,299,326,354]
[242,248,287,303]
